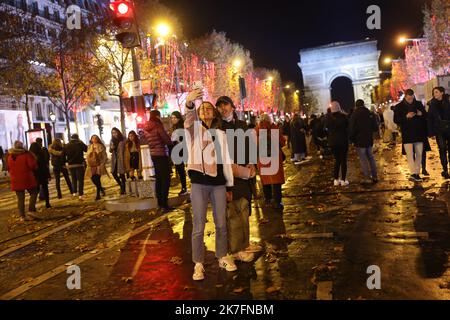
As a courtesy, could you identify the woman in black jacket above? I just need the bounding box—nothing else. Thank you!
[427,87,450,178]
[49,139,73,198]
[29,141,51,208]
[290,114,307,163]
[170,111,188,196]
[325,101,349,186]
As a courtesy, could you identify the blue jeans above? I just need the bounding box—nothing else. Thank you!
[190,183,228,263]
[356,147,378,179]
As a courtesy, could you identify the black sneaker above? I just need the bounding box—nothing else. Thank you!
[422,170,430,176]
[178,189,189,196]
[372,178,379,184]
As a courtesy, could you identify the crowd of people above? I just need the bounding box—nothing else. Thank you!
[3,86,449,280]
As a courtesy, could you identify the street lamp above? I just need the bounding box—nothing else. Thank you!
[233,59,242,69]
[49,112,56,140]
[156,22,171,38]
[399,36,424,44]
[285,85,290,89]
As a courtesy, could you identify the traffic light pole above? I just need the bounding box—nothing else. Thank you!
[131,47,141,81]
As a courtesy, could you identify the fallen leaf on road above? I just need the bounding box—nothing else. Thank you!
[266,286,281,294]
[305,220,319,226]
[344,219,355,224]
[334,246,344,252]
[121,277,133,283]
[170,256,183,265]
[20,277,34,285]
[215,284,224,288]
[233,287,245,294]
[45,252,55,257]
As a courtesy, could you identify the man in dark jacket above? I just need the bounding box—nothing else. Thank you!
[64,134,88,198]
[349,99,379,184]
[427,87,450,179]
[394,89,428,182]
[216,96,258,262]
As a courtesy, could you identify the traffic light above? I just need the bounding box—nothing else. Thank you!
[96,115,104,135]
[110,1,141,48]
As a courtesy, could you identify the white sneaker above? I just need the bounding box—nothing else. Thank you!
[218,255,237,272]
[192,263,205,281]
[340,180,349,186]
[78,196,84,200]
[233,251,255,262]
[333,179,341,186]
[72,193,77,197]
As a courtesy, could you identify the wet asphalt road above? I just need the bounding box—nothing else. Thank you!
[0,139,449,300]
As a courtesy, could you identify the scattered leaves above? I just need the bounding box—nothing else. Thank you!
[266,286,281,294]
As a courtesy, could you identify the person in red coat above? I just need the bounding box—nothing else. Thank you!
[256,114,286,210]
[7,141,39,221]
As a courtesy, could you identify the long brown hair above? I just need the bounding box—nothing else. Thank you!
[197,101,222,129]
[127,130,140,149]
[89,135,105,148]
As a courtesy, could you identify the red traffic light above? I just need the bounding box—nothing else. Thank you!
[117,2,129,15]
[110,1,132,17]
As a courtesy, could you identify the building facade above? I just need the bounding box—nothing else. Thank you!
[0,0,113,149]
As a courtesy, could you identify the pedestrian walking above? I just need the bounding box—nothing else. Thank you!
[65,134,88,199]
[29,140,51,208]
[325,101,349,186]
[383,105,398,145]
[86,135,108,201]
[143,109,173,211]
[427,86,450,179]
[217,95,258,262]
[49,138,73,198]
[184,89,237,281]
[124,130,143,180]
[394,89,428,182]
[110,127,126,195]
[7,141,39,221]
[349,99,379,184]
[256,113,286,209]
[170,111,188,196]
[290,113,308,163]
[35,138,50,202]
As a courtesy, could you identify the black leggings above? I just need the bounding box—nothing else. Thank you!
[91,174,103,195]
[331,145,348,180]
[175,163,187,190]
[38,183,50,207]
[152,155,171,208]
[112,171,126,194]
[436,134,450,172]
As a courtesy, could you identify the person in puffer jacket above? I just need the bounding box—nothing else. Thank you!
[142,110,173,211]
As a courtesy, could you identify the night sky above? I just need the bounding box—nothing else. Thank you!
[160,0,429,88]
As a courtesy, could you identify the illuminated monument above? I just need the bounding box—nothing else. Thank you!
[299,39,381,113]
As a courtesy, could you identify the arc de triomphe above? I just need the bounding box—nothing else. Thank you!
[298,40,381,113]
